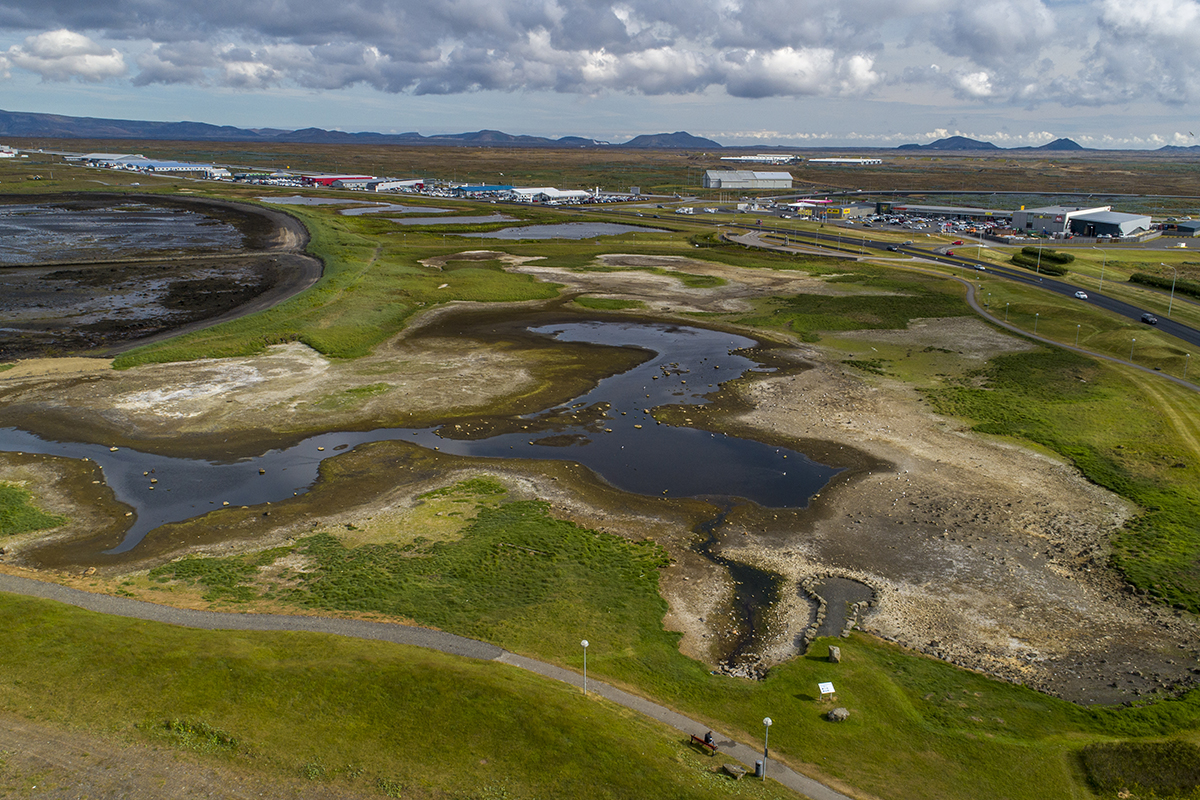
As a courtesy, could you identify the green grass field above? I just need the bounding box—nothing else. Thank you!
[7,164,1200,797]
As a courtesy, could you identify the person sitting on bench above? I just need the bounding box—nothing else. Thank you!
[704,731,715,747]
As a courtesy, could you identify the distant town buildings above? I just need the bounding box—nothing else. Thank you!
[807,158,883,166]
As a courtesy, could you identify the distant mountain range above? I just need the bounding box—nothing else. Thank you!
[0,109,721,150]
[0,108,1180,153]
[897,135,1085,151]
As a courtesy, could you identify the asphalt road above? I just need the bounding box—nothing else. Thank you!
[713,217,1200,352]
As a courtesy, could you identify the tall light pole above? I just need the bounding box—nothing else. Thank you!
[581,640,588,695]
[1076,324,1081,346]
[1130,338,1136,361]
[1034,312,1039,334]
[1187,353,1191,380]
[1036,245,1043,275]
[762,717,772,781]
[1091,246,1107,293]
[1005,302,1010,322]
[1162,262,1178,317]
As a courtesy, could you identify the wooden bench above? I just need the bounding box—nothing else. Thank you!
[690,734,718,755]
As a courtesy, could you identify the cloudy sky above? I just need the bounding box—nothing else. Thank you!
[1,0,1197,148]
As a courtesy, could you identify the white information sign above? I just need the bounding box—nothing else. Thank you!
[818,682,836,696]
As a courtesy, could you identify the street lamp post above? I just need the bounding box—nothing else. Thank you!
[762,717,772,781]
[1130,338,1136,361]
[581,640,588,695]
[1076,324,1081,346]
[1162,262,1178,317]
[1187,353,1191,380]
[1091,246,1107,293]
[1034,312,1039,334]
[1005,302,1010,322]
[1036,245,1043,275]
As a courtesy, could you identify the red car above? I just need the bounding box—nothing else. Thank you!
[946,249,955,256]
[952,240,964,245]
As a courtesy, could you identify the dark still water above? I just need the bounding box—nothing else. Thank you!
[0,202,243,263]
[0,321,840,554]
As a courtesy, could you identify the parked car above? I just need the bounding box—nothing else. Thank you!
[1141,313,1159,324]
[952,240,964,245]
[1074,291,1088,299]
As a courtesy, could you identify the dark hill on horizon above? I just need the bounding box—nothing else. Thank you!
[897,135,1087,151]
[0,108,1181,153]
[0,109,691,149]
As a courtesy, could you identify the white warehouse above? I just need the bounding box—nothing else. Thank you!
[703,170,793,190]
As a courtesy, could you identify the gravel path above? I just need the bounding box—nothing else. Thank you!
[0,573,849,800]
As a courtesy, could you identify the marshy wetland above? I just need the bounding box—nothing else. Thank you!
[3,174,1200,800]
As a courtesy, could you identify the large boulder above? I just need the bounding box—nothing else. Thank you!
[826,707,850,723]
[828,645,841,663]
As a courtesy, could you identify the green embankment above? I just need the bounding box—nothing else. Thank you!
[141,479,1200,800]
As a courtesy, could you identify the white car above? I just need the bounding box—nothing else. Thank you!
[1074,291,1088,299]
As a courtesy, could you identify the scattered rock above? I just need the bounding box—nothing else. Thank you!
[828,645,841,663]
[721,763,746,780]
[826,707,850,722]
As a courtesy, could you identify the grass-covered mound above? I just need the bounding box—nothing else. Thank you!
[0,482,65,535]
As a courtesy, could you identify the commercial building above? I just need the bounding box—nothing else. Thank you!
[703,170,793,190]
[303,174,376,187]
[820,202,875,220]
[1066,211,1152,238]
[1011,205,1110,235]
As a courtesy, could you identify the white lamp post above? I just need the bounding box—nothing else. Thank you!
[1091,246,1107,292]
[762,717,772,780]
[581,640,588,695]
[1034,312,1039,334]
[1076,324,1081,346]
[1130,338,1136,361]
[1162,262,1178,317]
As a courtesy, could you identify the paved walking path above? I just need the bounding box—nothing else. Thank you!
[0,573,849,800]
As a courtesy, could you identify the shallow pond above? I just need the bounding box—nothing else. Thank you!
[0,202,242,263]
[0,321,839,555]
[457,222,665,239]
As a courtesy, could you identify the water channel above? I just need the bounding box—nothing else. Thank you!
[1,321,839,555]
[1,320,840,667]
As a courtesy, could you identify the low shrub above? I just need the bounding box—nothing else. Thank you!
[1080,740,1200,798]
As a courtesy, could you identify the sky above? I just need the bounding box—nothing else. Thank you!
[0,0,1198,149]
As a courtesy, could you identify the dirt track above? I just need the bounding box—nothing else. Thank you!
[1,251,1198,705]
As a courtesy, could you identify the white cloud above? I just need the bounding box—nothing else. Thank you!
[7,29,125,82]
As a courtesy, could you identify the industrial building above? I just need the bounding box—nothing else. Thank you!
[1012,205,1111,235]
[1067,211,1152,238]
[719,154,801,164]
[1165,221,1200,237]
[703,170,793,190]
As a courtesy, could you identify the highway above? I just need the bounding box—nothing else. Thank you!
[713,215,1200,353]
